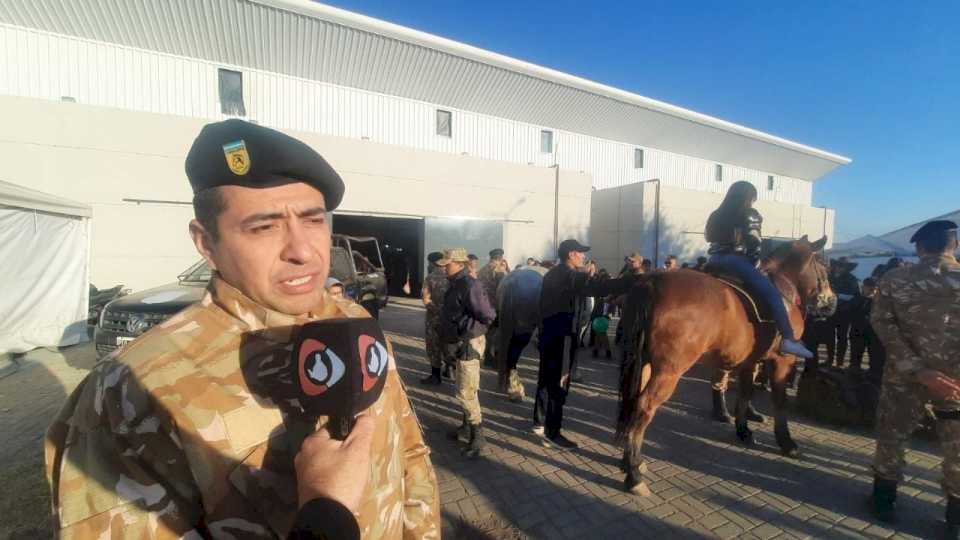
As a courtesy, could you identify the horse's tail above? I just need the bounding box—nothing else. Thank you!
[616,277,654,442]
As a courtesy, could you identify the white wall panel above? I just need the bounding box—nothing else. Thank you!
[0,24,816,206]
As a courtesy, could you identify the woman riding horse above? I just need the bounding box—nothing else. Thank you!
[616,182,836,496]
[705,181,815,360]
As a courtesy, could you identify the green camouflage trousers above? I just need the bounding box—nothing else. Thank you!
[873,381,960,497]
[425,311,444,369]
[447,335,485,424]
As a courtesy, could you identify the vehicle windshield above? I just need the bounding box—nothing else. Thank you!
[178,260,214,283]
[330,246,354,284]
[349,238,384,270]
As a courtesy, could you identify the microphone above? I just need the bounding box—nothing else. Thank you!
[291,317,390,441]
[242,317,392,453]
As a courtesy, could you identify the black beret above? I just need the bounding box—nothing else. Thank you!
[489,248,504,258]
[910,220,958,244]
[427,251,444,264]
[185,119,345,210]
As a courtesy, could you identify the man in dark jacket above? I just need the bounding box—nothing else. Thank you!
[535,239,637,448]
[829,257,862,367]
[439,248,497,459]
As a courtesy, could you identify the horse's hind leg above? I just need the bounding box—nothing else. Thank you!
[770,355,800,457]
[623,368,681,496]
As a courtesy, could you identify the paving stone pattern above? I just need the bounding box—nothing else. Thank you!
[0,301,948,540]
[381,300,948,540]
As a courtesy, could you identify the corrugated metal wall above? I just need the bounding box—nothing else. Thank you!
[0,24,813,205]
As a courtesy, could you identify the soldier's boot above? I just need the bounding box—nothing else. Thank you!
[945,496,960,540]
[870,477,898,523]
[712,389,733,424]
[446,413,469,443]
[441,364,453,380]
[746,403,766,424]
[462,423,485,459]
[420,367,442,385]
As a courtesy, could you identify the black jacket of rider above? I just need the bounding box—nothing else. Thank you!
[540,264,635,340]
[440,268,496,343]
[706,207,763,264]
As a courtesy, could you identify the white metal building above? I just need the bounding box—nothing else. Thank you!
[0,0,850,291]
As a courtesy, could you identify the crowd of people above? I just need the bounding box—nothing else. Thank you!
[417,180,960,537]
[40,119,960,539]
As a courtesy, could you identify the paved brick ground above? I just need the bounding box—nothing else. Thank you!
[0,300,948,539]
[382,299,948,540]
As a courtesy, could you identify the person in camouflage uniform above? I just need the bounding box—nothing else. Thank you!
[420,251,451,385]
[45,119,440,539]
[869,220,960,536]
[438,248,496,459]
[478,249,509,368]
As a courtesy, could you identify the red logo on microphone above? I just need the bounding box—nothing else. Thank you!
[358,334,389,392]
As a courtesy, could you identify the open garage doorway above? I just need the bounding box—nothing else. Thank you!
[333,214,424,298]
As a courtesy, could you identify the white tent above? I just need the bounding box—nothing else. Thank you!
[0,180,92,354]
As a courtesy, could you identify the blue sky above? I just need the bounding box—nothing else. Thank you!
[325,1,958,242]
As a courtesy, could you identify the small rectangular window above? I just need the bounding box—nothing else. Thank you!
[436,109,452,137]
[715,164,723,182]
[218,68,246,116]
[540,130,553,154]
[634,148,644,169]
[767,175,775,191]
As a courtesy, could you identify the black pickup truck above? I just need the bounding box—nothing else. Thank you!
[94,235,388,358]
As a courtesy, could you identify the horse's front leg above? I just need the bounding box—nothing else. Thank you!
[770,354,800,457]
[734,362,756,445]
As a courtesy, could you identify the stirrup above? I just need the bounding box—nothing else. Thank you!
[780,339,814,359]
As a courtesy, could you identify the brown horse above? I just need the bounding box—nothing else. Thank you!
[616,236,836,495]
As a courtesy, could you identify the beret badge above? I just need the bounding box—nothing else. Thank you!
[223,140,251,176]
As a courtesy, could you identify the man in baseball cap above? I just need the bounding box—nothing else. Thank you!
[437,248,496,459]
[535,238,637,449]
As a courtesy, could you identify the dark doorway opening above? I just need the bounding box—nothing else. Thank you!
[333,214,425,298]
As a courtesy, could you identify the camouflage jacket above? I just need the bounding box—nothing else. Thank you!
[477,262,507,315]
[421,268,449,320]
[45,277,440,539]
[872,254,960,387]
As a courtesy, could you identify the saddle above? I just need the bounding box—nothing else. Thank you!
[702,264,776,324]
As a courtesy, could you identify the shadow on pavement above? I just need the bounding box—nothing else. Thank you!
[390,315,947,539]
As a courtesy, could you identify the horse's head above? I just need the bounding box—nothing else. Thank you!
[765,235,837,317]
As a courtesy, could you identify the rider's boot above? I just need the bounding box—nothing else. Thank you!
[780,338,815,359]
[712,389,733,423]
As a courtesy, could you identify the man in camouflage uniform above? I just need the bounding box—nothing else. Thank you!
[45,119,440,539]
[420,251,451,385]
[870,220,960,536]
[478,249,509,368]
[438,248,496,459]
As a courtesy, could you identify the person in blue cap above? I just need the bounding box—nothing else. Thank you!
[869,219,960,537]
